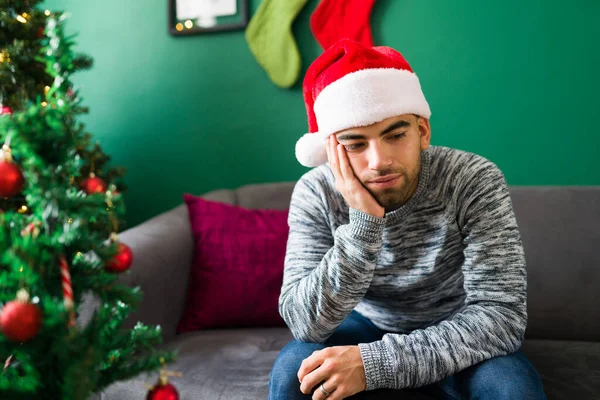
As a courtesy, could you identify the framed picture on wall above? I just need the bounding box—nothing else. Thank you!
[168,0,248,36]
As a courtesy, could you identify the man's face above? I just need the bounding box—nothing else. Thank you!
[334,114,431,210]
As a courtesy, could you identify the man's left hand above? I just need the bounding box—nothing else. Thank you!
[298,345,367,399]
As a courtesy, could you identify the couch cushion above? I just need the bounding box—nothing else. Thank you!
[235,182,296,210]
[520,339,600,399]
[509,187,600,341]
[177,194,290,333]
[102,328,293,399]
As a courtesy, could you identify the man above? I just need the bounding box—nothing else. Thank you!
[268,38,546,400]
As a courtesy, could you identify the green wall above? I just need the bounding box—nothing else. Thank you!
[42,0,600,228]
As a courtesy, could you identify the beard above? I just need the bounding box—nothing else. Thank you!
[361,153,422,210]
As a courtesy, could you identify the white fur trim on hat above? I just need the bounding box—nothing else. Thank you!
[314,68,431,137]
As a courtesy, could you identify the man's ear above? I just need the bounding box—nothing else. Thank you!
[417,116,431,151]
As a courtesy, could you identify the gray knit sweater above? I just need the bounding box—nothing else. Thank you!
[279,145,527,391]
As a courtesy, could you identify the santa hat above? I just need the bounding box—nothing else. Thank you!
[295,38,432,167]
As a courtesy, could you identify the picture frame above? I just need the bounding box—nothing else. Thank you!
[168,0,248,36]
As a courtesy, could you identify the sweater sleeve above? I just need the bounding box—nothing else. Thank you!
[279,176,387,343]
[358,162,528,390]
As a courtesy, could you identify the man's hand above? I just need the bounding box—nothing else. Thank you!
[326,135,384,218]
[297,346,367,399]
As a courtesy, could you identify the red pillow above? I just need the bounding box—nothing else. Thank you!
[177,193,289,333]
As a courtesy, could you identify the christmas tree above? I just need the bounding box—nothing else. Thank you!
[0,5,175,400]
[0,0,127,215]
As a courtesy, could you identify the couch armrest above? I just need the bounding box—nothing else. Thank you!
[76,204,193,343]
[118,203,193,342]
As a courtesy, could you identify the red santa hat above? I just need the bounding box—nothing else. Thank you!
[295,38,432,167]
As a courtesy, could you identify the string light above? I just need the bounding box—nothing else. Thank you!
[41,101,48,107]
[184,20,193,29]
[106,196,120,236]
[0,50,10,63]
[16,15,27,24]
[45,10,51,16]
[176,23,184,31]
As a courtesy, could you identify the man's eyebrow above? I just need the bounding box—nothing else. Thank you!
[381,120,410,135]
[336,120,411,142]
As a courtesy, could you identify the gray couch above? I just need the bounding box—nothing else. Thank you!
[94,183,600,399]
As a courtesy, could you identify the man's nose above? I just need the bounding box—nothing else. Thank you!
[367,142,393,170]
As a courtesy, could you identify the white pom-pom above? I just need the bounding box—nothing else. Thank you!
[295,132,329,168]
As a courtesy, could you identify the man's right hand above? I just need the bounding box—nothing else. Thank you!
[326,135,385,218]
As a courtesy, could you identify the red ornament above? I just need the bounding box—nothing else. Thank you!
[0,290,42,342]
[147,383,179,400]
[37,26,45,38]
[147,366,181,400]
[0,106,12,115]
[106,241,133,273]
[0,160,25,198]
[81,173,107,194]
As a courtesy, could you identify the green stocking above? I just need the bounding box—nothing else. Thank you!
[245,0,309,88]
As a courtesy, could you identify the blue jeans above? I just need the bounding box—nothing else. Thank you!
[268,311,546,399]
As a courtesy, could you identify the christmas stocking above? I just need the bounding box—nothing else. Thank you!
[245,0,308,89]
[310,0,376,50]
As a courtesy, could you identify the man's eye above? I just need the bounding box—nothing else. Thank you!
[390,133,406,140]
[344,143,363,151]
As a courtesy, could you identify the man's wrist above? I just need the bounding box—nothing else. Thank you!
[358,341,399,391]
[348,208,386,243]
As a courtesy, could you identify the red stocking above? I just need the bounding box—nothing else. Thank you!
[310,0,376,50]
